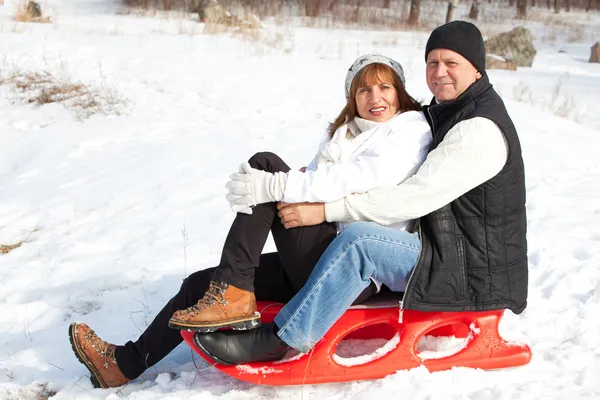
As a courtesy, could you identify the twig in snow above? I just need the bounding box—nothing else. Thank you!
[1,368,13,380]
[129,312,144,334]
[48,362,65,371]
[69,376,87,392]
[24,301,33,342]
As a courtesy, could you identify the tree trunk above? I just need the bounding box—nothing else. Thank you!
[353,0,360,23]
[408,0,420,25]
[554,0,560,13]
[586,0,594,11]
[547,0,551,8]
[516,0,528,18]
[469,0,480,19]
[565,0,570,11]
[531,0,536,6]
[303,0,320,18]
[383,0,391,8]
[509,0,515,6]
[446,0,459,23]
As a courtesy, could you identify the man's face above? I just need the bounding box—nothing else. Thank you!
[426,49,482,102]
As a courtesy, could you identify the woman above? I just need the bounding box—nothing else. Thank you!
[68,54,432,389]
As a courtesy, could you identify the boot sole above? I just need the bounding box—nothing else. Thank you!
[168,312,261,333]
[68,323,105,389]
[192,333,235,366]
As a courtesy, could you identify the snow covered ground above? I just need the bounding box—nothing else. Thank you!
[1,1,600,399]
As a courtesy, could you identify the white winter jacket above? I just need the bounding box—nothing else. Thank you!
[283,110,432,231]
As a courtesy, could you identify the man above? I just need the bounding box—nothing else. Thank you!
[193,20,528,364]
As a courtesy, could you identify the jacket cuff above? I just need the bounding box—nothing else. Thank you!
[325,199,351,222]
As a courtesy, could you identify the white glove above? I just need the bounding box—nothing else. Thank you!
[230,203,254,215]
[226,162,288,213]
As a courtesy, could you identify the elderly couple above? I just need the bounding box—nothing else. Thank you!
[68,20,528,388]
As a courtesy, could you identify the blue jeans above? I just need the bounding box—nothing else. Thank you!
[274,222,421,353]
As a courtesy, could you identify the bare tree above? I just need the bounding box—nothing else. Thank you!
[586,0,596,11]
[509,0,516,5]
[383,0,391,8]
[565,0,571,11]
[301,0,320,18]
[408,0,420,25]
[516,0,528,17]
[446,0,459,23]
[469,0,481,19]
[554,0,560,12]
[353,0,360,23]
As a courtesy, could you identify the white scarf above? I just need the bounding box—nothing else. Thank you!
[315,115,396,165]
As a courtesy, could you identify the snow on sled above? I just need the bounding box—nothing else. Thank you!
[181,293,531,386]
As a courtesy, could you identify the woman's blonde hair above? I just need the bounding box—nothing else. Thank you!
[329,63,422,136]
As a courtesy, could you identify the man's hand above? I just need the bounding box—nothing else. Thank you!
[277,202,326,229]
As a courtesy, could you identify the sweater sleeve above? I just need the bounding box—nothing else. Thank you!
[282,112,432,203]
[324,117,509,224]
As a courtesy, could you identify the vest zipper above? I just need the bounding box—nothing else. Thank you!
[426,107,436,134]
[399,223,423,323]
[399,108,433,322]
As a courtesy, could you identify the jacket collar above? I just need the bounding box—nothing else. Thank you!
[423,73,492,133]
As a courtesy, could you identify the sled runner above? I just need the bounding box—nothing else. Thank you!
[181,294,531,386]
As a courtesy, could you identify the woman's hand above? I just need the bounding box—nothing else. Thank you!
[277,202,326,229]
[226,162,287,214]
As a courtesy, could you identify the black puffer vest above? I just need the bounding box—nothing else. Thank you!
[403,74,528,314]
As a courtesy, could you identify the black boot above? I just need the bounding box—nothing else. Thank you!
[193,323,290,365]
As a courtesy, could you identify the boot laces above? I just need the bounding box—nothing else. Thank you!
[83,327,117,369]
[190,281,228,311]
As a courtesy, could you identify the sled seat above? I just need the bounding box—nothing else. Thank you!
[181,293,531,386]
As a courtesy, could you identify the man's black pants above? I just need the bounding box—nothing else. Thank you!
[114,152,376,379]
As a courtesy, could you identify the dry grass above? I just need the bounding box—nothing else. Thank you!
[202,22,294,54]
[0,242,23,254]
[512,76,580,122]
[0,66,130,121]
[14,1,52,23]
[123,0,196,12]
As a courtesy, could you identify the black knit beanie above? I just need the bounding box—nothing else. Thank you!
[425,21,486,73]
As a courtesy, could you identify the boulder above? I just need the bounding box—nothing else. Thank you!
[202,0,231,24]
[485,26,536,68]
[26,1,42,19]
[244,12,263,29]
[590,41,600,63]
[486,54,517,71]
[198,0,262,29]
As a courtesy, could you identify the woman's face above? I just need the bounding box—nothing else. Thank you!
[354,81,399,122]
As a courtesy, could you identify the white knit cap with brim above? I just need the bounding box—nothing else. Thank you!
[344,54,406,100]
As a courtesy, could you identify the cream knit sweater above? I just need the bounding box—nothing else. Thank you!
[324,117,509,226]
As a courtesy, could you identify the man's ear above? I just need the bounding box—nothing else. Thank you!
[476,71,483,80]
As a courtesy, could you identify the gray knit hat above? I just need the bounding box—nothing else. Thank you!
[344,54,406,99]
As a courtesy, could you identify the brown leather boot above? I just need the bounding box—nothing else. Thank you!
[68,323,129,389]
[168,281,260,332]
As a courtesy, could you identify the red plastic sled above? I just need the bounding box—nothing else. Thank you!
[181,296,531,385]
